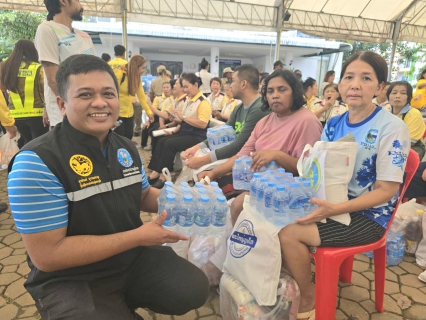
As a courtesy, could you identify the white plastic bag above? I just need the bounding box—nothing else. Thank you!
[0,132,20,167]
[219,270,301,320]
[164,241,190,260]
[297,137,358,225]
[223,195,282,306]
[192,148,228,182]
[188,235,223,286]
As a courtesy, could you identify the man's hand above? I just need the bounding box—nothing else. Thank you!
[171,110,183,120]
[148,114,154,123]
[186,154,210,169]
[296,198,335,225]
[164,130,173,136]
[251,150,277,172]
[197,170,216,183]
[138,210,188,246]
[5,125,17,139]
[183,145,201,159]
[142,122,150,130]
[212,110,221,119]
[42,107,50,127]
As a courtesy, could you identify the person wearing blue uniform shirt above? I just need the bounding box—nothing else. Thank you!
[7,54,209,320]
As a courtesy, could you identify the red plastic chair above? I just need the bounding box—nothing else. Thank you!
[310,149,420,320]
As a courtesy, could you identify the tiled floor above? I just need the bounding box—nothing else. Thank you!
[0,135,425,319]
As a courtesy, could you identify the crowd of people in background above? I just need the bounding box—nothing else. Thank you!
[0,0,425,317]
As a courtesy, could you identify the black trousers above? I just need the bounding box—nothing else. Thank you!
[114,116,134,140]
[141,122,160,147]
[405,161,426,199]
[148,133,203,173]
[34,246,209,320]
[15,117,49,149]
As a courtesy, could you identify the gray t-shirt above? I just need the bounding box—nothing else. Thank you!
[199,96,271,162]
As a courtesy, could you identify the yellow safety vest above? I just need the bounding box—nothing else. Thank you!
[9,62,44,118]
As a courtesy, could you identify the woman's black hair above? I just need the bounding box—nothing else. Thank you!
[200,58,209,70]
[386,81,413,104]
[181,73,202,88]
[260,70,305,112]
[341,51,387,85]
[302,77,316,93]
[170,79,177,89]
[419,69,426,81]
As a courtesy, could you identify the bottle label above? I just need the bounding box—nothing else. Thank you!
[178,214,194,227]
[195,216,210,227]
[229,219,257,258]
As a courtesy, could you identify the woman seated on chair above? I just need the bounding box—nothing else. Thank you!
[276,52,410,320]
[198,69,323,194]
[148,73,211,189]
[387,81,426,160]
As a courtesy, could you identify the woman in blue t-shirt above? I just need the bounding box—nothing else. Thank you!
[280,51,410,320]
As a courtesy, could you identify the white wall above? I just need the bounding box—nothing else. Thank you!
[292,57,321,81]
[94,44,253,75]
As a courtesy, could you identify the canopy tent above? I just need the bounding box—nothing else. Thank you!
[2,0,425,76]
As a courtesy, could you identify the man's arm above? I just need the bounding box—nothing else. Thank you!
[42,61,59,96]
[140,185,160,213]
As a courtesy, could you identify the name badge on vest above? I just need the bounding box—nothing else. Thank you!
[117,148,140,177]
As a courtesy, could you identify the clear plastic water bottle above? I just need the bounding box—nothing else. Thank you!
[233,159,244,190]
[273,185,290,226]
[207,128,214,148]
[250,173,262,208]
[301,181,316,215]
[227,126,236,142]
[386,240,399,266]
[242,160,253,190]
[256,178,269,213]
[158,186,175,216]
[163,194,178,231]
[195,182,204,189]
[267,161,278,171]
[288,182,304,221]
[179,181,189,189]
[211,195,228,237]
[193,195,211,237]
[210,181,219,188]
[263,182,276,220]
[396,234,406,264]
[177,194,195,236]
[197,188,208,200]
[219,126,228,145]
[213,188,223,197]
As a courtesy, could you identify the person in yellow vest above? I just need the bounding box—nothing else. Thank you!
[148,73,211,188]
[108,45,127,70]
[113,55,154,140]
[303,77,319,109]
[149,65,170,102]
[0,92,17,138]
[207,77,225,114]
[0,39,48,147]
[215,81,241,121]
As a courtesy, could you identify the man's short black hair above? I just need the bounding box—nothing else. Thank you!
[114,45,126,56]
[101,53,111,62]
[56,55,118,101]
[274,60,283,69]
[234,65,259,91]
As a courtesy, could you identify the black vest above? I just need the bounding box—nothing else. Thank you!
[10,117,143,299]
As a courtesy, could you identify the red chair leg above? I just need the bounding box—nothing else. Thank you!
[314,255,342,320]
[373,245,386,312]
[339,255,354,283]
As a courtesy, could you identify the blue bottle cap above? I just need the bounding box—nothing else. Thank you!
[201,195,210,203]
[277,168,285,173]
[181,187,191,194]
[303,181,311,187]
[210,182,218,187]
[277,185,286,191]
[290,182,299,187]
[166,194,176,201]
[260,178,269,182]
[235,159,242,164]
[270,161,276,164]
[217,195,226,203]
[198,188,207,194]
[253,173,262,178]
[268,182,276,187]
[286,173,294,177]
[165,181,174,187]
[274,175,281,180]
[266,170,274,174]
[180,182,189,187]
[195,182,204,188]
[183,195,193,202]
[214,188,223,194]
[245,160,252,164]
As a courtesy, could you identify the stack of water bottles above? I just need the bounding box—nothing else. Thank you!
[207,125,236,151]
[364,231,406,266]
[232,157,317,227]
[157,181,229,238]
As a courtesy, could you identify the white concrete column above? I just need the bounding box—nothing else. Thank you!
[210,47,220,77]
[283,51,293,69]
[126,41,135,59]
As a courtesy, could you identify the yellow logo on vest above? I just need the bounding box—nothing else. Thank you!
[70,155,93,177]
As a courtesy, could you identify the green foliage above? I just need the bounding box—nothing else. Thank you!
[0,10,45,58]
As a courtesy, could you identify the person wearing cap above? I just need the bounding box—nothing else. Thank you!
[221,67,233,90]
[149,65,169,101]
[274,60,284,70]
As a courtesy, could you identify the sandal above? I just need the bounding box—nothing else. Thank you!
[297,309,315,320]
